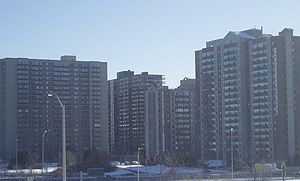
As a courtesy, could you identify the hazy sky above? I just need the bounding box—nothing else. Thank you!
[1,0,299,88]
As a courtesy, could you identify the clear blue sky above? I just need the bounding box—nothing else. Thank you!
[1,0,299,88]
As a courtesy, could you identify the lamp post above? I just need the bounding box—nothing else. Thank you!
[231,128,234,180]
[42,130,48,180]
[16,138,18,171]
[48,93,66,181]
[137,148,141,181]
[42,130,48,177]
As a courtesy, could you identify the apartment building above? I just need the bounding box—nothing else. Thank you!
[0,55,108,161]
[249,28,300,162]
[109,70,163,156]
[196,28,300,164]
[144,78,196,162]
[195,29,262,164]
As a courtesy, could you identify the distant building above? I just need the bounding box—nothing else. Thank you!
[195,28,300,164]
[172,78,196,160]
[144,86,171,160]
[248,33,277,162]
[108,80,115,155]
[195,29,261,164]
[144,78,196,162]
[249,28,300,162]
[0,56,108,161]
[109,70,163,156]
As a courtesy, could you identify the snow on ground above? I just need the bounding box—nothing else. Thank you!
[105,164,228,176]
[0,167,59,175]
[118,164,168,175]
[176,167,226,174]
[104,168,133,176]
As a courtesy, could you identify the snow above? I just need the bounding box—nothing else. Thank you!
[0,167,59,175]
[104,168,133,176]
[105,164,228,177]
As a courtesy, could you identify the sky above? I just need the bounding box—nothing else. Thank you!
[1,0,300,88]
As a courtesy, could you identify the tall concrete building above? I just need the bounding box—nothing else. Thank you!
[0,56,108,161]
[279,29,300,163]
[172,78,196,160]
[144,78,196,162]
[196,28,300,164]
[195,29,262,164]
[249,28,300,162]
[249,34,277,162]
[108,80,115,155]
[109,70,163,156]
[144,86,172,160]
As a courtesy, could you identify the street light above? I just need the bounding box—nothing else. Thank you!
[48,93,66,181]
[231,128,234,180]
[137,148,141,181]
[42,130,48,177]
[42,130,48,166]
[16,138,18,171]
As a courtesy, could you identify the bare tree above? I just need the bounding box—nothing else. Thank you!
[67,151,79,170]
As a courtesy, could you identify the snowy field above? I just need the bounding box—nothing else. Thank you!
[1,165,300,181]
[105,164,227,176]
[105,164,300,181]
[0,167,58,175]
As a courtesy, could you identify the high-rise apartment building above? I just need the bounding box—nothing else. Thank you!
[0,56,108,161]
[249,34,277,162]
[196,28,300,164]
[172,78,196,160]
[144,86,172,160]
[249,28,300,162]
[195,29,262,164]
[108,80,115,155]
[278,29,300,162]
[144,78,196,162]
[109,70,163,156]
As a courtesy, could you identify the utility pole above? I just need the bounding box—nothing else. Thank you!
[42,130,48,180]
[16,138,18,172]
[231,128,234,180]
[138,148,141,181]
[281,162,286,181]
[48,93,66,181]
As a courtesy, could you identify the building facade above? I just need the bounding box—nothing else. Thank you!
[108,80,115,155]
[144,78,196,163]
[0,55,108,161]
[144,86,172,160]
[172,78,196,160]
[196,28,300,164]
[195,29,262,164]
[249,29,300,163]
[249,35,277,162]
[109,71,163,156]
